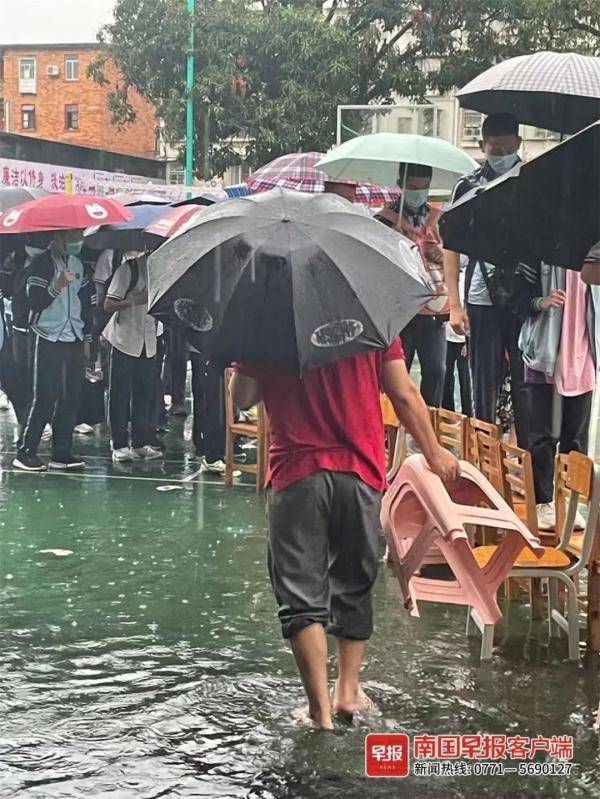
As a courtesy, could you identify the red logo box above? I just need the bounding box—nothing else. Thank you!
[365,734,410,778]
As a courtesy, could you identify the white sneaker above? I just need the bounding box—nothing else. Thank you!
[574,507,587,531]
[74,423,95,435]
[112,447,135,462]
[202,458,227,476]
[132,445,163,460]
[536,502,556,531]
[41,424,52,442]
[0,391,9,411]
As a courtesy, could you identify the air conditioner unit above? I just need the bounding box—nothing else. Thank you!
[47,65,60,77]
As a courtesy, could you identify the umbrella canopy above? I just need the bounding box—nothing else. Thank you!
[84,203,169,250]
[439,121,600,270]
[316,134,478,191]
[148,189,431,373]
[458,51,600,135]
[246,152,401,205]
[145,205,207,244]
[108,192,170,206]
[0,187,49,213]
[0,194,132,234]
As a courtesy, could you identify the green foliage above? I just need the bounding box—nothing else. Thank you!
[91,0,600,177]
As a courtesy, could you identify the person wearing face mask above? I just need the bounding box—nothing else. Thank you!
[13,229,95,472]
[376,163,448,407]
[443,113,529,446]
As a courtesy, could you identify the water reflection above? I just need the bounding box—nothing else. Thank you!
[0,464,598,798]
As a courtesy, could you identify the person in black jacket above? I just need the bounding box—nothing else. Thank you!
[13,229,95,472]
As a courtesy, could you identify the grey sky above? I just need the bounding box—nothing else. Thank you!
[0,0,114,45]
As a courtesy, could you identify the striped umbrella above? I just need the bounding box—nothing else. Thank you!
[246,152,400,205]
[458,51,600,135]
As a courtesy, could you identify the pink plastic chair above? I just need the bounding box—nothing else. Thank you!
[381,454,544,659]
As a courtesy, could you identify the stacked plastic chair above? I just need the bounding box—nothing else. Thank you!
[381,454,544,659]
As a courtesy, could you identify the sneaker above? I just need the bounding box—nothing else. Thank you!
[170,403,188,418]
[13,451,46,472]
[0,391,9,411]
[74,423,95,435]
[536,501,556,531]
[132,445,163,460]
[41,424,52,442]
[202,458,227,476]
[112,447,135,463]
[48,456,85,470]
[574,507,587,531]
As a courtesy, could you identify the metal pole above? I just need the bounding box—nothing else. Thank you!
[185,0,196,188]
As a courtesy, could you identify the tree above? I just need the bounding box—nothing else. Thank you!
[91,0,600,177]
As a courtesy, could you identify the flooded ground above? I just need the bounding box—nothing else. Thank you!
[0,414,599,798]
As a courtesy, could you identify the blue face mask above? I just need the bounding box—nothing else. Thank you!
[404,188,429,209]
[487,153,519,175]
[66,240,83,256]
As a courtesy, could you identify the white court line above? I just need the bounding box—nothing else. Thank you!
[0,467,255,490]
[0,449,191,466]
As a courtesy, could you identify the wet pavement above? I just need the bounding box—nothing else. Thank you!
[0,413,599,798]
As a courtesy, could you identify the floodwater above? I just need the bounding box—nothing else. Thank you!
[0,420,599,799]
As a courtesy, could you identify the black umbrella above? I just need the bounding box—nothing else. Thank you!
[439,121,600,270]
[148,189,431,372]
[458,51,600,135]
[0,187,48,213]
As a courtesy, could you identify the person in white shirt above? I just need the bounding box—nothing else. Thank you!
[442,255,472,416]
[103,252,163,462]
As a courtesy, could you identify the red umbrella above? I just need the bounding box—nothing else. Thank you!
[145,205,206,242]
[0,193,133,234]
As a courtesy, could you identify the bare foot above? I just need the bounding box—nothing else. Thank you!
[332,682,379,716]
[291,705,334,730]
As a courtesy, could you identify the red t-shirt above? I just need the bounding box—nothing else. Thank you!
[235,340,404,492]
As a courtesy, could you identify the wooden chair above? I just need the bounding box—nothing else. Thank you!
[436,408,468,459]
[472,451,600,661]
[381,394,405,482]
[467,418,501,467]
[555,453,600,652]
[224,369,268,492]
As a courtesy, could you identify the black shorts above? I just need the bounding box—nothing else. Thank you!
[266,470,383,640]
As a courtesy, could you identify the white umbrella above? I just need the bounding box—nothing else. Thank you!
[316,133,478,192]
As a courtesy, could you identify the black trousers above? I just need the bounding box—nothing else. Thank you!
[12,328,35,427]
[109,348,156,450]
[23,336,84,458]
[527,384,593,504]
[267,471,382,641]
[190,353,225,462]
[401,315,447,407]
[167,328,188,406]
[467,304,529,447]
[442,340,473,417]
[0,320,33,427]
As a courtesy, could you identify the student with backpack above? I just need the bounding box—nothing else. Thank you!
[13,229,95,472]
[103,251,163,462]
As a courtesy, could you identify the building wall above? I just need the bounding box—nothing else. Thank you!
[0,47,157,159]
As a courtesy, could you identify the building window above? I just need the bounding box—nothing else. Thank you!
[532,127,561,141]
[65,104,79,131]
[65,55,79,81]
[229,163,251,185]
[21,105,36,131]
[19,57,37,93]
[462,111,483,140]
[167,163,185,185]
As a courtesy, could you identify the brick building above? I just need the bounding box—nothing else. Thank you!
[0,0,158,160]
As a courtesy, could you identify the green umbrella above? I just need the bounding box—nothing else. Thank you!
[316,133,478,191]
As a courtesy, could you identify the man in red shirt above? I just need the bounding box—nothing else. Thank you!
[231,341,459,729]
